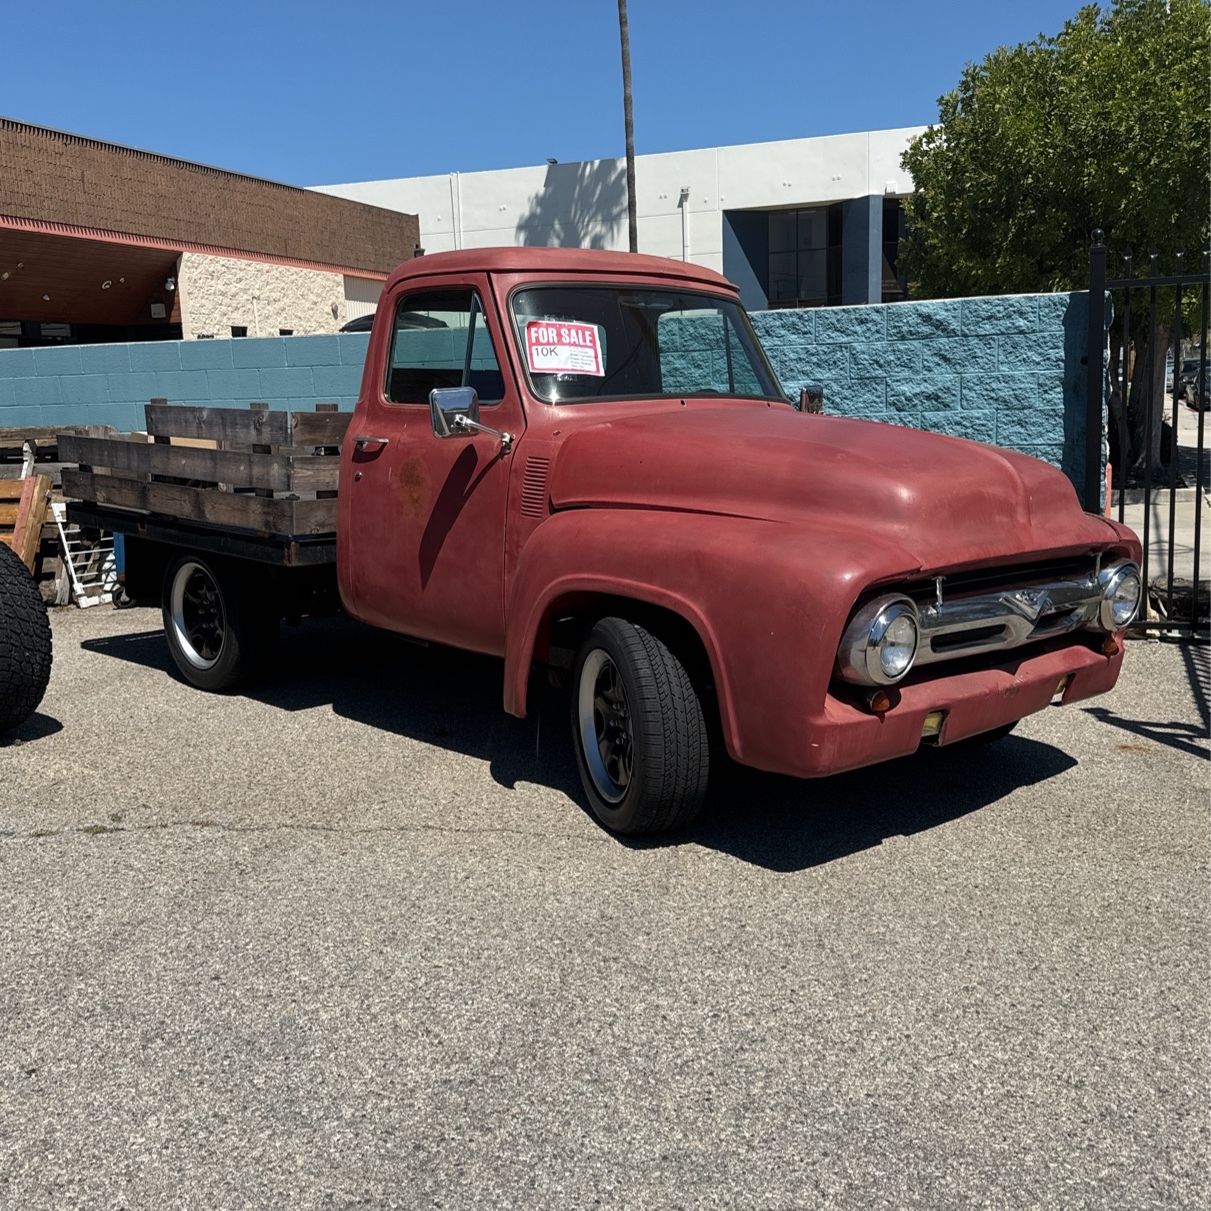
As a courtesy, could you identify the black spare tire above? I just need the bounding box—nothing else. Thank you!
[0,540,52,735]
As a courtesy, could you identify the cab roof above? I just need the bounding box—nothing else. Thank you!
[384,246,734,293]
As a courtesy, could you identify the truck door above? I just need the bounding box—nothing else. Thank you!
[338,276,522,655]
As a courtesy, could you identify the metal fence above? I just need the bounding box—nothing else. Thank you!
[1087,232,1209,638]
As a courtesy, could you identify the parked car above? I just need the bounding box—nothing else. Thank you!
[63,248,1143,835]
[340,310,447,334]
[1179,358,1208,409]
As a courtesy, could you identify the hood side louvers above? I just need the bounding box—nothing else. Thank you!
[520,456,551,518]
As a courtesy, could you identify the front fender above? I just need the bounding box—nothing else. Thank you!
[503,508,915,772]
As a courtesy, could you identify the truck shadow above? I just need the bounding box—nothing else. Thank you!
[82,615,1078,873]
[688,742,1075,871]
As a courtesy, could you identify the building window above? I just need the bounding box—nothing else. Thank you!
[231,325,248,338]
[882,198,907,303]
[767,206,842,309]
[279,328,294,336]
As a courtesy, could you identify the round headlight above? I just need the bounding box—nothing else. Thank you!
[837,595,921,685]
[1098,562,1142,631]
[876,608,918,679]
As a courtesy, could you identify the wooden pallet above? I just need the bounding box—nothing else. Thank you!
[59,400,352,539]
[0,474,52,571]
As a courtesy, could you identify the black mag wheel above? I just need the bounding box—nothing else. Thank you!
[169,560,226,670]
[578,648,635,803]
[162,554,277,692]
[571,616,710,836]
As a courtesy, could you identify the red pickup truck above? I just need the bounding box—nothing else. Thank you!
[66,248,1143,835]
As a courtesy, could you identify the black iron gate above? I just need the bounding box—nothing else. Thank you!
[1087,232,1210,637]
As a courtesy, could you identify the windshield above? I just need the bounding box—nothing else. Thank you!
[510,285,785,404]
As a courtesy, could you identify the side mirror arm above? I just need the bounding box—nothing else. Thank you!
[453,412,514,453]
[797,384,825,414]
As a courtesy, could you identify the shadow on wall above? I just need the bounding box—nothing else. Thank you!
[515,161,627,249]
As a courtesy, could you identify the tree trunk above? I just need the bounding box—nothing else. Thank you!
[617,0,638,253]
[1126,320,1169,480]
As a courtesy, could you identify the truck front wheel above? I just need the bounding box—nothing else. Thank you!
[162,554,277,691]
[571,617,710,835]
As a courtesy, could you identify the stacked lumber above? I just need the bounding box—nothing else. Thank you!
[59,400,352,538]
[0,474,51,572]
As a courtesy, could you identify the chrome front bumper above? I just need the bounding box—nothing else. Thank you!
[836,558,1141,688]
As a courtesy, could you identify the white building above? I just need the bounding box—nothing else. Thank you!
[313,127,925,312]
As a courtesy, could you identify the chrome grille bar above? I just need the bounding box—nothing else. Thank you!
[914,573,1102,668]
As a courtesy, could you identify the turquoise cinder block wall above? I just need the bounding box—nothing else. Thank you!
[0,333,371,433]
[749,291,1105,495]
[0,292,1103,497]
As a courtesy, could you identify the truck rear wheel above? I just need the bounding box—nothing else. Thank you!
[162,554,277,692]
[571,616,710,835]
[0,541,52,735]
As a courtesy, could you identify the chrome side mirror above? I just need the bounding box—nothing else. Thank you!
[429,386,480,438]
[429,386,514,453]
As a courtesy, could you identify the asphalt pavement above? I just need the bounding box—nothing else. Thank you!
[1,607,1208,1209]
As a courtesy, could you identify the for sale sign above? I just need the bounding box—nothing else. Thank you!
[525,320,604,376]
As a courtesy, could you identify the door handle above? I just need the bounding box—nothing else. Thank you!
[353,435,390,449]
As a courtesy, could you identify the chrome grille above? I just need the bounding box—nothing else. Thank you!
[913,569,1103,669]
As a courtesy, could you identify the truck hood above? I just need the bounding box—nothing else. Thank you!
[547,405,1117,572]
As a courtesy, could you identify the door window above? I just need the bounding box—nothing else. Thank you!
[383,288,504,405]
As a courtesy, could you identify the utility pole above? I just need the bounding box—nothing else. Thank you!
[617,0,638,253]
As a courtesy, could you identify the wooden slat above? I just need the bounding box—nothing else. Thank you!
[144,402,292,446]
[9,475,51,570]
[0,481,25,500]
[62,470,338,536]
[0,502,18,524]
[0,424,117,454]
[141,402,352,450]
[58,434,340,493]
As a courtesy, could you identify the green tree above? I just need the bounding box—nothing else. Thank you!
[901,0,1211,477]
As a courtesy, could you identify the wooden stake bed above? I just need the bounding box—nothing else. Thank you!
[59,401,352,567]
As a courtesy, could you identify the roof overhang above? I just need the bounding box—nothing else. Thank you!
[0,214,390,280]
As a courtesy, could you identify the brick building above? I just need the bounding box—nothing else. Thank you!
[0,118,418,348]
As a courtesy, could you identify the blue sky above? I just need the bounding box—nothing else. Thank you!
[3,0,1086,185]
